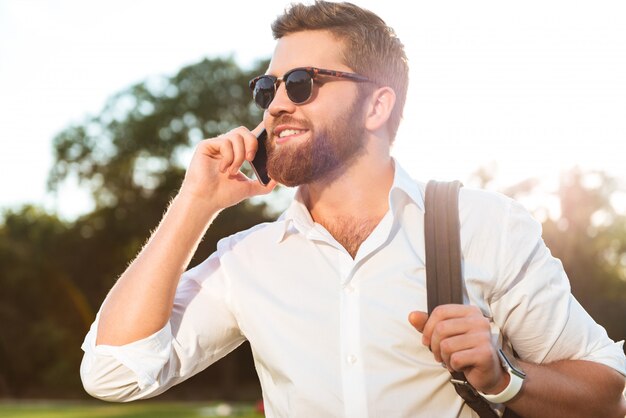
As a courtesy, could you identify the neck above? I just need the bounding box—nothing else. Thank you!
[300,153,395,225]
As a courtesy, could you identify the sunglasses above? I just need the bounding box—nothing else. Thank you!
[249,67,372,109]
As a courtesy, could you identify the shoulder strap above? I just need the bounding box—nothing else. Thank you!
[425,180,504,418]
[425,180,464,313]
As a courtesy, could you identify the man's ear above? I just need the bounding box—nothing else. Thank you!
[364,87,396,132]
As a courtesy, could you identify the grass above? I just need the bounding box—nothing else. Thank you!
[0,401,265,418]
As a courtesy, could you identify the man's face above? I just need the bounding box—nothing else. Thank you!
[263,30,368,187]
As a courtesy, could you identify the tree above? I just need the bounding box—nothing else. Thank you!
[541,168,626,341]
[48,56,268,210]
[0,206,85,397]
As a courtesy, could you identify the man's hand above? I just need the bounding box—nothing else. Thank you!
[180,123,276,211]
[96,123,276,347]
[408,305,509,395]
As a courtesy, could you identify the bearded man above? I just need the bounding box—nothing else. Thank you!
[81,2,626,417]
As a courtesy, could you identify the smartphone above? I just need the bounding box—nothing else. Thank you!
[250,128,271,186]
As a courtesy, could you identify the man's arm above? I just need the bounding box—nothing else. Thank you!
[508,358,626,418]
[409,307,626,418]
[96,124,275,346]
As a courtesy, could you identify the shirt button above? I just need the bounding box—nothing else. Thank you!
[345,284,355,293]
[347,354,357,364]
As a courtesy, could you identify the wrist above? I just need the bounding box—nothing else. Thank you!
[177,185,222,214]
[173,188,222,227]
[480,372,523,404]
[479,349,526,404]
[484,369,511,395]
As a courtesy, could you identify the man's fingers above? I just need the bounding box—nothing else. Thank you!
[409,305,502,392]
[430,318,472,362]
[219,140,235,172]
[228,134,246,175]
[408,311,429,333]
[243,131,259,162]
[245,122,264,162]
[429,316,491,360]
[438,332,485,367]
[421,304,483,346]
[243,176,277,197]
[211,125,263,174]
[254,179,278,195]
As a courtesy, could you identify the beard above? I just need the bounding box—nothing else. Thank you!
[266,97,367,187]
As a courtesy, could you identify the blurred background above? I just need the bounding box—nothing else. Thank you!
[1,0,625,414]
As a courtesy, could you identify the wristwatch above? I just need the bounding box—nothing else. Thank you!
[479,348,526,404]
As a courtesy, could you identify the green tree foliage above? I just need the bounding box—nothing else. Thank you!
[48,56,266,208]
[541,169,626,341]
[0,206,82,397]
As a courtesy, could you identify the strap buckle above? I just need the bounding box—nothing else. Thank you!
[450,377,481,398]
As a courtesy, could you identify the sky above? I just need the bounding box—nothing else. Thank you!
[1,0,625,220]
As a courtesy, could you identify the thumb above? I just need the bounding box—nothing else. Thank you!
[408,311,429,333]
[244,176,277,197]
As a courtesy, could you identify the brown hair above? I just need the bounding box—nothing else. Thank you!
[272,1,409,142]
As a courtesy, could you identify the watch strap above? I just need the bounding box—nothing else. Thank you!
[478,360,524,403]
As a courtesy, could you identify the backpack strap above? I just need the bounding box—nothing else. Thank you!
[425,180,502,418]
[425,180,464,314]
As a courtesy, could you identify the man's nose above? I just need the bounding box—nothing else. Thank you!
[268,82,297,116]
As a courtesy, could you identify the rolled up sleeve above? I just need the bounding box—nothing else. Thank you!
[80,318,172,401]
[490,200,626,376]
[80,239,247,401]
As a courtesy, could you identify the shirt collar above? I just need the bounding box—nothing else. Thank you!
[388,158,425,213]
[275,188,315,243]
[275,158,425,243]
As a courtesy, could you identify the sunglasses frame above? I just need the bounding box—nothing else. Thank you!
[249,67,371,109]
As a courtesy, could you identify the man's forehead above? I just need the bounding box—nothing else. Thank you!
[267,30,348,75]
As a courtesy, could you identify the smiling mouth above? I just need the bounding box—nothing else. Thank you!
[276,129,308,144]
[279,129,306,138]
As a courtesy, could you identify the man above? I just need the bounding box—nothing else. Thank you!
[81,2,626,417]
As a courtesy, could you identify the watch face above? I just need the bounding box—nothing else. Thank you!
[498,348,526,379]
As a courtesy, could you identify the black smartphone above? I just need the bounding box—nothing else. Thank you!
[250,128,271,186]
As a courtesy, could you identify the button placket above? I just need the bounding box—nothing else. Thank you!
[339,269,368,416]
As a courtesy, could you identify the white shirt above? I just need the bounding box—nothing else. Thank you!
[80,161,625,418]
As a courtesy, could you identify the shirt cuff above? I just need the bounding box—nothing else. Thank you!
[81,315,172,390]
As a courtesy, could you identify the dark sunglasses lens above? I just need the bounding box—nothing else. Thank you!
[254,76,276,109]
[285,70,313,104]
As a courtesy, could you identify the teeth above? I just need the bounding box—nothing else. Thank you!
[279,129,304,138]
